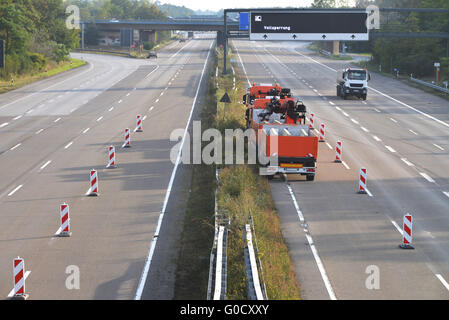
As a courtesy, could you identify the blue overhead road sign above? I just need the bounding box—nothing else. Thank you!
[239,12,249,31]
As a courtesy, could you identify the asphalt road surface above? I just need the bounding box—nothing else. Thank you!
[0,36,214,299]
[233,39,449,299]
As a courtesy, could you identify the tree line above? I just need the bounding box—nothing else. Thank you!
[0,0,79,79]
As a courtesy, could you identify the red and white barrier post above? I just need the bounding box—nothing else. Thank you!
[106,145,116,168]
[399,214,414,249]
[309,113,315,129]
[335,141,342,163]
[122,128,131,148]
[358,168,367,194]
[12,257,28,299]
[58,203,71,237]
[319,123,325,142]
[88,169,98,196]
[135,115,143,132]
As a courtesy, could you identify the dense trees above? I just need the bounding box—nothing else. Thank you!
[0,0,79,78]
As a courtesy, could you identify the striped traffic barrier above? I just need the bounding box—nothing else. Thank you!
[135,115,143,132]
[319,123,325,142]
[88,169,98,196]
[12,257,28,299]
[358,168,367,194]
[309,113,315,129]
[335,141,342,163]
[58,203,71,237]
[122,128,131,148]
[106,146,116,168]
[399,214,414,249]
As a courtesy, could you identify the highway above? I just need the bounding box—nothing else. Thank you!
[0,36,214,299]
[233,39,449,299]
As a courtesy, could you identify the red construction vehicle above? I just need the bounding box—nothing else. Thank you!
[247,97,318,181]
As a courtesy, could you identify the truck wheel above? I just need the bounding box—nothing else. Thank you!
[362,94,367,101]
[306,174,315,181]
[267,174,274,180]
[342,93,347,100]
[336,85,341,97]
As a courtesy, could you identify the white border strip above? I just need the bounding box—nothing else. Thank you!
[286,184,337,300]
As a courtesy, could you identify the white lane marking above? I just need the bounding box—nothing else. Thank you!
[35,129,44,134]
[26,109,34,114]
[433,143,444,151]
[443,191,449,198]
[8,184,23,197]
[351,118,359,124]
[7,271,31,297]
[293,48,449,131]
[360,126,369,132]
[420,172,435,183]
[436,274,449,291]
[64,141,73,149]
[335,106,341,111]
[82,128,90,134]
[391,220,403,235]
[372,135,382,142]
[54,117,61,123]
[401,158,415,167]
[126,93,131,97]
[13,115,23,120]
[342,111,349,117]
[362,101,367,105]
[326,142,333,150]
[385,146,396,153]
[118,100,122,104]
[160,92,164,96]
[40,160,52,171]
[366,188,373,197]
[10,143,21,151]
[155,98,159,103]
[313,89,318,93]
[149,106,154,112]
[286,184,337,300]
[135,40,214,301]
[0,122,9,128]
[108,107,114,112]
[390,118,398,123]
[342,161,350,170]
[142,115,147,121]
[409,129,418,135]
[96,116,103,122]
[373,108,381,112]
[370,87,449,130]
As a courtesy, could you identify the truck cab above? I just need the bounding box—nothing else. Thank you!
[337,67,370,100]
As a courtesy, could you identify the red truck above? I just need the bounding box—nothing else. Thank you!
[247,97,318,181]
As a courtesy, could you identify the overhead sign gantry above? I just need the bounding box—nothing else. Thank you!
[249,11,369,41]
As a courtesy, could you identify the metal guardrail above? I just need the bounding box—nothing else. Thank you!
[319,49,332,57]
[410,76,449,94]
[244,220,267,300]
[207,169,229,300]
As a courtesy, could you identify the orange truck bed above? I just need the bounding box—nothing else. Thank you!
[258,124,318,179]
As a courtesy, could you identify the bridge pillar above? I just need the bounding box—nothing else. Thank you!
[140,30,156,43]
[332,41,340,55]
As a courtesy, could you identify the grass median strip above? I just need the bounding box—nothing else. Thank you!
[175,45,300,300]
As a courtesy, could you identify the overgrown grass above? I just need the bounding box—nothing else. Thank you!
[174,44,300,300]
[216,46,300,300]
[0,58,86,95]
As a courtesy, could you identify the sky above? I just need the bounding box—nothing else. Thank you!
[158,0,317,12]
